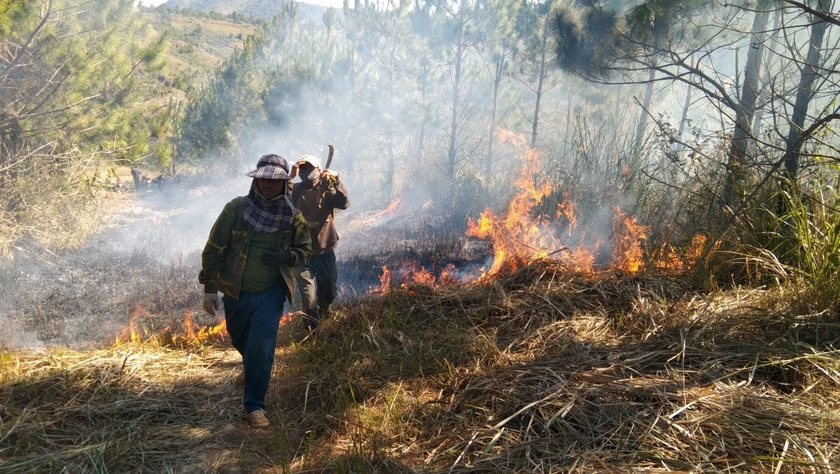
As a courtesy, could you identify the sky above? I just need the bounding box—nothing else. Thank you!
[141,0,347,7]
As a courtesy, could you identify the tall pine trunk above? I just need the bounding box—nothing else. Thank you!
[486,54,504,179]
[447,22,465,178]
[721,9,769,207]
[530,23,550,149]
[783,0,830,180]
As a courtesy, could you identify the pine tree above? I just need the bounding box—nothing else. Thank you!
[0,0,168,248]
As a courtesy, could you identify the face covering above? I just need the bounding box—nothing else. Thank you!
[243,181,294,232]
[301,168,320,186]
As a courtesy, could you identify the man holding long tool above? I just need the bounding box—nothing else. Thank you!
[290,146,350,331]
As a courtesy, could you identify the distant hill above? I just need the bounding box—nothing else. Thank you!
[132,7,259,105]
[161,0,339,23]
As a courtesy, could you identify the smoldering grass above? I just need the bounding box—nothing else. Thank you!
[1,244,212,349]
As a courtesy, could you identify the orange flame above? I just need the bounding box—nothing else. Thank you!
[653,233,710,272]
[405,264,435,285]
[111,306,313,348]
[685,234,708,264]
[354,128,713,291]
[496,126,528,148]
[466,135,564,278]
[113,304,230,348]
[556,198,577,236]
[465,128,655,278]
[612,207,649,273]
[438,264,459,284]
[376,265,392,293]
[370,262,442,293]
[114,303,147,344]
[372,196,403,218]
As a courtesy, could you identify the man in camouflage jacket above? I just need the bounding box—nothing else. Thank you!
[200,154,312,428]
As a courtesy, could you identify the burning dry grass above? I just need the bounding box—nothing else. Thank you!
[2,261,840,473]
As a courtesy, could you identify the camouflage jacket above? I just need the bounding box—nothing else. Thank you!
[199,196,312,301]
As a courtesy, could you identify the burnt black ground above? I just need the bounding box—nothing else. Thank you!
[0,183,223,349]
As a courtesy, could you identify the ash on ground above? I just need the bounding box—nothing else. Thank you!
[335,193,494,295]
[0,184,493,349]
[0,182,232,349]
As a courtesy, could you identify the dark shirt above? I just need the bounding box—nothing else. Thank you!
[291,177,349,255]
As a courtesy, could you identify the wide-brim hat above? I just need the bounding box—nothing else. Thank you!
[246,154,290,180]
[297,154,321,169]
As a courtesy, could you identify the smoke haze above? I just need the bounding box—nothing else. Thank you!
[6,0,820,349]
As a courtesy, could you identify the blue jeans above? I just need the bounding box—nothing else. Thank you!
[223,285,285,413]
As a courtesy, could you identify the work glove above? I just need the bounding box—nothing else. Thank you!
[260,248,294,266]
[203,292,220,316]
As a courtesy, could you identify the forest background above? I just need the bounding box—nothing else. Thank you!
[3,0,840,287]
[2,0,840,471]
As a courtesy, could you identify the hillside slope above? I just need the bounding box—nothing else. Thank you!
[2,261,839,472]
[133,8,260,110]
[162,0,336,22]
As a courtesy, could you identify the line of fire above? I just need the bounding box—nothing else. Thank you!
[112,129,708,348]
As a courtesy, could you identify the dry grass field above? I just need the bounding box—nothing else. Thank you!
[2,259,838,473]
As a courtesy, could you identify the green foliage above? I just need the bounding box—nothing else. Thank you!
[712,175,840,311]
[775,187,840,310]
[0,0,170,251]
[175,32,266,159]
[0,0,28,35]
[4,0,838,299]
[551,5,623,80]
[155,5,263,24]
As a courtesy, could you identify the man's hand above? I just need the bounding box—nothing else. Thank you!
[260,249,294,266]
[203,293,220,315]
[322,170,339,188]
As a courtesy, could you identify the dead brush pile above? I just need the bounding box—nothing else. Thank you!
[1,260,839,473]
